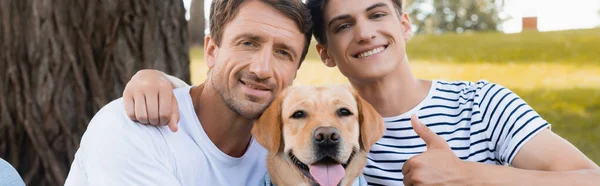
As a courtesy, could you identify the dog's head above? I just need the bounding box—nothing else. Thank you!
[252,85,385,186]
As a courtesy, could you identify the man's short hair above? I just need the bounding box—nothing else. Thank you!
[209,0,313,65]
[306,0,403,45]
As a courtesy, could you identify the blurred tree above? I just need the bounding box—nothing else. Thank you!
[188,0,205,47]
[0,0,190,185]
[406,0,507,34]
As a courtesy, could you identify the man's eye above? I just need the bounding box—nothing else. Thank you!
[276,50,290,57]
[336,108,353,117]
[242,41,255,47]
[291,110,306,119]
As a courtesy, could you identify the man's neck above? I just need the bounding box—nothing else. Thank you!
[349,56,432,117]
[189,82,254,158]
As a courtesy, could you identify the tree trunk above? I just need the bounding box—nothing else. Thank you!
[188,0,205,47]
[0,0,190,185]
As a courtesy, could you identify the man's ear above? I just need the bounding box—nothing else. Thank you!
[204,35,219,69]
[353,90,385,152]
[252,88,288,153]
[316,44,336,67]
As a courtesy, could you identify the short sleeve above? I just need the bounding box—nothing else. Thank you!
[474,82,550,165]
[64,99,180,186]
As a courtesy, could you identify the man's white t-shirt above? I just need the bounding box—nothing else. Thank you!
[65,86,268,186]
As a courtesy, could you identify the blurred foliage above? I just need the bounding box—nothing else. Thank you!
[405,0,507,34]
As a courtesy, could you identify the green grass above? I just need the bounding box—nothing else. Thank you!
[189,28,600,164]
[406,29,600,64]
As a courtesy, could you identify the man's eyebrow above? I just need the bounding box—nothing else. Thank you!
[231,33,263,43]
[327,2,390,28]
[275,42,298,60]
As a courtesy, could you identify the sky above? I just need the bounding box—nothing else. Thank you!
[182,0,600,34]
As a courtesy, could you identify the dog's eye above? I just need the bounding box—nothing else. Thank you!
[337,108,353,117]
[291,110,306,119]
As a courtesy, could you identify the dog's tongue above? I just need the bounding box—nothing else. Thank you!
[309,164,345,186]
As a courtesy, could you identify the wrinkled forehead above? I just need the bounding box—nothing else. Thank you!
[282,86,357,111]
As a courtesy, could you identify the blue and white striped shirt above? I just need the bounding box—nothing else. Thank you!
[363,80,550,185]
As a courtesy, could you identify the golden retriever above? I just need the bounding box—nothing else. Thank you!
[252,85,385,186]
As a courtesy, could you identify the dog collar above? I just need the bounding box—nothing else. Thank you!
[259,173,368,186]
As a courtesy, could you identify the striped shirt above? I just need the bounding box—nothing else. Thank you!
[363,80,550,185]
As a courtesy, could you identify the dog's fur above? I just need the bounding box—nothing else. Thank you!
[252,85,385,186]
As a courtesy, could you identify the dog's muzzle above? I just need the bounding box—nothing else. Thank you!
[313,126,341,158]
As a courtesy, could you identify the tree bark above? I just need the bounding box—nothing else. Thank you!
[188,0,205,47]
[0,0,190,185]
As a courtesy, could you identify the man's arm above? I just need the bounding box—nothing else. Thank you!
[65,99,180,186]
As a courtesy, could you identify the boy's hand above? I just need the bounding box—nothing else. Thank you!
[123,69,179,132]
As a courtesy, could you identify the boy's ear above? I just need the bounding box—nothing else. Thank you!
[316,44,336,67]
[400,12,413,41]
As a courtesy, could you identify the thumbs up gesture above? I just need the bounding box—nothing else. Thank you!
[402,115,471,186]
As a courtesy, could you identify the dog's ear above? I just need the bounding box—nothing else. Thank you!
[252,88,288,153]
[353,91,385,152]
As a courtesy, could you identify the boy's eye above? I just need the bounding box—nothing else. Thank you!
[335,24,352,32]
[371,13,386,19]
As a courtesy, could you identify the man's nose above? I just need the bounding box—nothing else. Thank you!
[249,48,274,80]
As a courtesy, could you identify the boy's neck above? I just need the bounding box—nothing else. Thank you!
[348,56,432,118]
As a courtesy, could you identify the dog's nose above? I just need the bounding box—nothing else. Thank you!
[313,127,340,145]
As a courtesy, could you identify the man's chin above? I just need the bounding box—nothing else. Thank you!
[233,102,270,120]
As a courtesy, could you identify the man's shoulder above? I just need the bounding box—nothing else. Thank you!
[173,86,193,102]
[86,98,156,134]
[79,97,171,155]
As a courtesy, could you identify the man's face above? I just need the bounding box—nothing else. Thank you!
[318,0,413,81]
[205,0,305,119]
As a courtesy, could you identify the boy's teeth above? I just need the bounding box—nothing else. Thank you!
[357,46,385,58]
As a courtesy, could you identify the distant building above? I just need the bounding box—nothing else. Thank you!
[522,16,538,31]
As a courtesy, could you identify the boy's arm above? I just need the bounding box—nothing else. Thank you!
[497,128,600,185]
[122,69,188,132]
[403,117,600,186]
[403,82,600,186]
